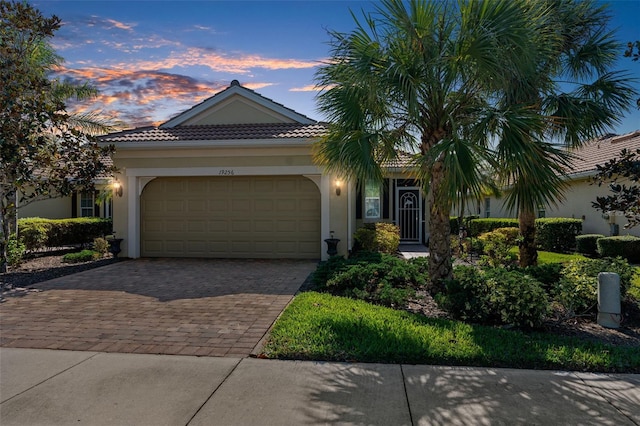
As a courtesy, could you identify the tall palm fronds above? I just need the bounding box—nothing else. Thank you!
[315,0,541,286]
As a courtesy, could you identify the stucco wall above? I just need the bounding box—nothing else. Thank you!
[18,196,71,219]
[479,177,639,237]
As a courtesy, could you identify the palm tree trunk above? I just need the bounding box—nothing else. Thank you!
[518,208,537,267]
[428,161,452,291]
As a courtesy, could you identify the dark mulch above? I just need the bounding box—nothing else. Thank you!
[1,251,119,294]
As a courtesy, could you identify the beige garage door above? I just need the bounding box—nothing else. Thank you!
[141,176,320,259]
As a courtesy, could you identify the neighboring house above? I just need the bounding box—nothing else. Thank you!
[477,131,640,237]
[17,156,114,220]
[98,81,430,260]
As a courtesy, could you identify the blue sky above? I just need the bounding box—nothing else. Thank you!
[34,0,640,134]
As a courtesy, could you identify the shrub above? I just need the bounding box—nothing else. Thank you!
[468,218,518,236]
[7,235,26,267]
[521,263,563,294]
[93,237,109,255]
[353,222,400,254]
[450,216,479,235]
[438,266,548,328]
[323,253,426,307]
[18,220,50,251]
[575,234,605,257]
[556,257,637,315]
[18,218,112,248]
[534,218,582,253]
[477,228,519,268]
[597,236,640,263]
[62,250,102,264]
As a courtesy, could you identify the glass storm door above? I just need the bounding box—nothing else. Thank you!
[397,188,421,242]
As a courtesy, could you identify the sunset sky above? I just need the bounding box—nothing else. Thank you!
[34,0,640,135]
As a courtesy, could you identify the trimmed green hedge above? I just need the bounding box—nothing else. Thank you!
[450,215,479,235]
[576,234,605,257]
[18,217,113,250]
[597,236,640,263]
[535,218,582,253]
[468,217,584,253]
[468,218,518,236]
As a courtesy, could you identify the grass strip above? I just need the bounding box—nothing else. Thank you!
[261,292,640,373]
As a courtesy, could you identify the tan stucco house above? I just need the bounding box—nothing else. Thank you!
[90,81,429,260]
[476,130,640,237]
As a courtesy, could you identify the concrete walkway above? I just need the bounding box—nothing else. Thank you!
[1,348,638,426]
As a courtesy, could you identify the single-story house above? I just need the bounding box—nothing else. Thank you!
[22,80,638,258]
[95,81,429,260]
[474,130,640,237]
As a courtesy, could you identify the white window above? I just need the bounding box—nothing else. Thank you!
[80,192,94,217]
[364,180,381,219]
[484,197,491,218]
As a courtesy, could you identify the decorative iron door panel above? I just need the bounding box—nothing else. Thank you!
[397,188,421,242]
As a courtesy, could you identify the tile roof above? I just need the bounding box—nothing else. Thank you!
[382,151,417,169]
[568,130,640,176]
[100,123,329,143]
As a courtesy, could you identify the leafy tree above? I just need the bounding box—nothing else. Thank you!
[592,147,640,228]
[489,0,636,267]
[0,1,115,272]
[314,0,539,287]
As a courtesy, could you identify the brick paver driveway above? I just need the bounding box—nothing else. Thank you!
[0,259,316,357]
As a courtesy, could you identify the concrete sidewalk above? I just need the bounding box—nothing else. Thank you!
[1,348,638,426]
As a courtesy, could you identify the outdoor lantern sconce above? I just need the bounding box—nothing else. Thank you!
[335,180,342,196]
[112,180,123,197]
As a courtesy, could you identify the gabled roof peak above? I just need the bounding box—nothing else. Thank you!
[159,80,317,128]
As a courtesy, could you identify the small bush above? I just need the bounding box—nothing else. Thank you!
[353,222,400,254]
[468,218,518,236]
[438,266,548,328]
[477,228,519,268]
[62,250,102,264]
[18,220,50,251]
[534,218,582,253]
[597,236,640,263]
[556,257,636,315]
[93,237,109,255]
[521,263,563,294]
[7,236,26,267]
[576,234,605,257]
[323,253,426,307]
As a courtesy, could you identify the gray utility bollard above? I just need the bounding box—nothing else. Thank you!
[597,272,621,329]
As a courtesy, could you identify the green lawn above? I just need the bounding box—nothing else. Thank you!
[507,248,588,264]
[261,292,640,373]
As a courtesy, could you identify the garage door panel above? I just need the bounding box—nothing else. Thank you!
[141,176,320,259]
[188,200,206,212]
[254,199,273,211]
[209,199,228,212]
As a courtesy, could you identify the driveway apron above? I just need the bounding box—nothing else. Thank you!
[0,259,316,357]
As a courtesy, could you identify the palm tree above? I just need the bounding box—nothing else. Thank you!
[490,0,636,267]
[314,0,540,287]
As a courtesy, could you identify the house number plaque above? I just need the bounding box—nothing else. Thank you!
[218,169,235,176]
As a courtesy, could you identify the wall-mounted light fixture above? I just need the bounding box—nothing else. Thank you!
[112,180,123,197]
[335,179,342,196]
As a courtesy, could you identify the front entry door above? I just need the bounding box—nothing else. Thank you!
[397,187,422,242]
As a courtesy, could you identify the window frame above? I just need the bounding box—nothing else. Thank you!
[364,180,381,220]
